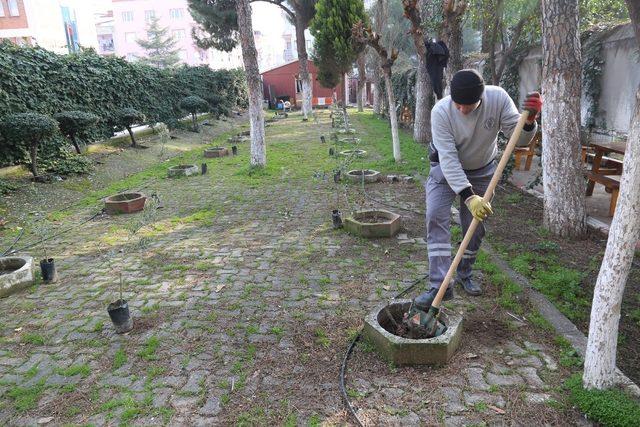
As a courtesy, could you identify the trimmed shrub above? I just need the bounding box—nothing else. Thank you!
[0,42,247,166]
[115,108,146,147]
[54,111,100,154]
[0,112,58,177]
[180,96,209,132]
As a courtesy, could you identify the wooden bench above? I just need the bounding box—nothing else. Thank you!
[584,171,620,216]
[513,131,541,171]
[584,152,623,175]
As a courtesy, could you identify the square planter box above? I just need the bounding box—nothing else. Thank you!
[363,300,463,366]
[0,256,35,298]
[168,164,199,178]
[344,209,401,238]
[204,147,229,158]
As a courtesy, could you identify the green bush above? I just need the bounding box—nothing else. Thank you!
[40,150,93,175]
[0,178,18,195]
[54,111,99,154]
[115,108,146,147]
[0,112,58,177]
[0,42,247,166]
[565,373,640,427]
[180,96,208,131]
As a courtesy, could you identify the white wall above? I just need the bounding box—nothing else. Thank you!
[517,23,640,137]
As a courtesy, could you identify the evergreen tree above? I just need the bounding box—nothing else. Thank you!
[310,0,366,89]
[136,16,181,69]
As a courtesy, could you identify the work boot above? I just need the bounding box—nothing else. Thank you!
[457,276,482,296]
[414,286,454,311]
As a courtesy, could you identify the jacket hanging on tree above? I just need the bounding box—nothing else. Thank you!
[425,40,449,99]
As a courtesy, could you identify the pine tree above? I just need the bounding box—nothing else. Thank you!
[136,16,181,69]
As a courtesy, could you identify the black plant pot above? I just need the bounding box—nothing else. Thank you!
[329,147,335,156]
[232,145,238,155]
[321,136,326,144]
[107,299,133,334]
[333,171,341,183]
[40,258,57,283]
[332,209,343,229]
[201,163,208,175]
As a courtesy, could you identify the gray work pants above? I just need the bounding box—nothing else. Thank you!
[425,161,496,289]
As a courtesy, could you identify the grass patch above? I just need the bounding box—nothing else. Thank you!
[21,333,45,345]
[57,364,91,378]
[7,380,45,412]
[113,349,127,370]
[565,373,640,427]
[138,336,160,361]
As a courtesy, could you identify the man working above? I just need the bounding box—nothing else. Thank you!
[415,69,542,310]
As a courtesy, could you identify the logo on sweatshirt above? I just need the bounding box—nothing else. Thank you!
[484,117,496,130]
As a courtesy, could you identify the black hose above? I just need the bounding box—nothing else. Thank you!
[339,273,429,426]
[1,227,24,257]
[4,209,104,256]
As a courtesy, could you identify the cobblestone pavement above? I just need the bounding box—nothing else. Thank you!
[0,111,585,425]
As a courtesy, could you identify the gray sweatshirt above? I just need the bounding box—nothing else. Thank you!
[430,85,536,196]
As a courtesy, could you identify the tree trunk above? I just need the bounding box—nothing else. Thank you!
[540,0,586,237]
[127,126,137,147]
[487,0,502,84]
[29,141,38,177]
[295,14,312,121]
[583,0,640,390]
[583,88,640,389]
[383,70,401,162]
[480,0,493,53]
[413,56,433,144]
[441,0,466,88]
[70,133,81,154]
[192,113,198,132]
[236,0,266,167]
[357,53,366,112]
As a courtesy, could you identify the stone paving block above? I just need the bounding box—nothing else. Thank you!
[465,367,490,391]
[152,387,173,408]
[199,396,221,416]
[540,352,559,371]
[508,355,543,368]
[463,391,506,408]
[440,386,466,413]
[486,372,523,387]
[517,366,545,388]
[525,392,553,404]
[504,341,527,356]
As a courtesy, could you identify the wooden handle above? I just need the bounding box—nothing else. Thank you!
[431,111,530,309]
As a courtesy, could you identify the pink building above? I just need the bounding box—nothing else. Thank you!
[111,0,242,68]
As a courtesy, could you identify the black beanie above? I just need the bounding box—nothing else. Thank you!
[450,69,485,105]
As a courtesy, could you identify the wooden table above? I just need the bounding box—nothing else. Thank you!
[585,140,626,216]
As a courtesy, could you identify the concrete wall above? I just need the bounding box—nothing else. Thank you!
[517,23,640,138]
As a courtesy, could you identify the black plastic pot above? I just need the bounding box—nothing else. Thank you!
[201,163,208,175]
[40,258,57,283]
[333,170,341,183]
[329,147,335,156]
[232,145,238,155]
[332,118,335,128]
[332,209,343,229]
[107,299,133,334]
[321,136,326,144]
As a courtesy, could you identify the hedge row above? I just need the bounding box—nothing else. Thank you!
[0,42,248,166]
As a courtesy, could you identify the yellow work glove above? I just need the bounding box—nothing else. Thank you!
[464,195,493,221]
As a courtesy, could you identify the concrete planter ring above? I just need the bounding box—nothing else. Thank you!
[168,164,199,178]
[345,169,380,184]
[105,192,146,215]
[338,128,356,134]
[344,209,401,238]
[339,149,367,158]
[363,300,463,365]
[338,137,360,145]
[0,256,35,298]
[204,147,229,158]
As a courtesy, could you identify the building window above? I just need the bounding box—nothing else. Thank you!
[8,0,20,16]
[295,78,303,94]
[144,10,155,22]
[172,29,186,40]
[125,32,137,43]
[121,11,133,22]
[169,8,184,20]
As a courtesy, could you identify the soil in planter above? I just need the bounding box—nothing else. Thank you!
[109,193,140,202]
[356,212,391,223]
[378,306,441,339]
[350,170,375,176]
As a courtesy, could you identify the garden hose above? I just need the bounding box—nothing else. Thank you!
[339,273,429,426]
